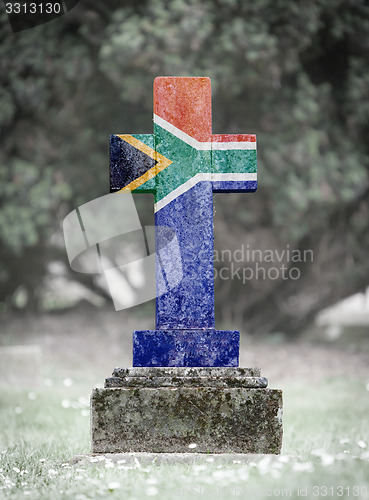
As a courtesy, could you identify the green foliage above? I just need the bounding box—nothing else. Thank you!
[0,0,368,324]
[99,0,369,244]
[0,161,71,254]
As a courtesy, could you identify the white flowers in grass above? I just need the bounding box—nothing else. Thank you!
[17,445,369,499]
[193,464,207,472]
[212,468,228,478]
[78,396,89,407]
[1,476,15,489]
[12,467,28,476]
[292,462,314,472]
[188,443,197,449]
[61,395,90,413]
[63,378,73,387]
[321,454,335,466]
[146,486,159,496]
[311,449,335,466]
[108,481,121,491]
[250,455,272,474]
[1,466,28,491]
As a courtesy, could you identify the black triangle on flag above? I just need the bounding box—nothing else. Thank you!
[110,135,157,192]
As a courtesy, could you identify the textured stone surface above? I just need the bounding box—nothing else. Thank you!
[105,367,267,388]
[112,367,262,377]
[105,376,268,388]
[133,329,239,367]
[91,386,283,454]
[109,77,258,366]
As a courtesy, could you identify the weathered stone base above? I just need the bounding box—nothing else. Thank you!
[91,368,283,454]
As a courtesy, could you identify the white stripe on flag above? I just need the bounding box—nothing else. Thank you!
[153,115,256,151]
[154,173,257,212]
[212,173,257,181]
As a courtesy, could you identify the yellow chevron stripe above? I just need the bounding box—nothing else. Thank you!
[116,134,172,192]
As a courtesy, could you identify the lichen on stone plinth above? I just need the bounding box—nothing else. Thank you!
[91,367,283,454]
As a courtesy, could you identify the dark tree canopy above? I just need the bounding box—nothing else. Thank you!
[0,0,369,334]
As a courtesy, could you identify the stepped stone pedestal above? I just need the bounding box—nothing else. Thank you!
[91,367,283,454]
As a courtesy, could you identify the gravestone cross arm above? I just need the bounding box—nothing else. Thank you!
[109,77,257,367]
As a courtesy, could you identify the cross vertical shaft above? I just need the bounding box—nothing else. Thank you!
[154,78,214,330]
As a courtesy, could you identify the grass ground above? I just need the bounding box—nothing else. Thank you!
[1,308,369,499]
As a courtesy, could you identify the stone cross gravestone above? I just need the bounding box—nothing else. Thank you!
[110,77,256,367]
[91,77,283,454]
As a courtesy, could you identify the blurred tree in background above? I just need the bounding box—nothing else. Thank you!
[0,0,368,334]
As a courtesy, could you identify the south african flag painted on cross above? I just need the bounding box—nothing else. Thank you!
[109,77,257,366]
[110,77,256,212]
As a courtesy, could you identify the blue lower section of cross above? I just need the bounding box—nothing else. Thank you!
[133,330,239,367]
[213,180,257,192]
[155,182,215,330]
